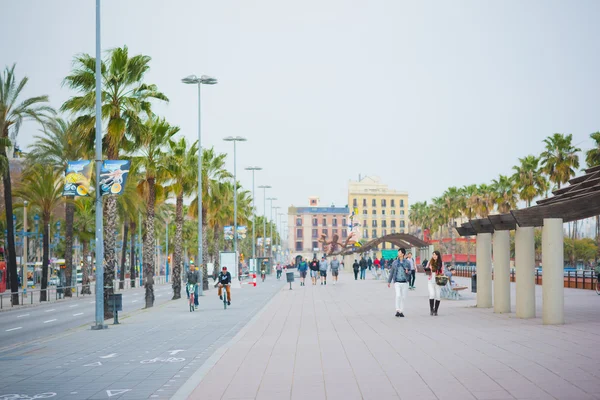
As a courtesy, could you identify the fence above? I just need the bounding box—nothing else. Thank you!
[451,266,599,291]
[0,276,167,310]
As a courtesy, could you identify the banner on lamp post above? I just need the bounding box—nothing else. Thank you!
[63,160,92,197]
[236,226,247,240]
[100,160,131,196]
[224,226,234,241]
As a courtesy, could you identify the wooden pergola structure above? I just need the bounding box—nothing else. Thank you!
[455,165,600,325]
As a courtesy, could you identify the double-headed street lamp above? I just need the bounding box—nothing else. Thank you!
[245,166,262,272]
[266,197,277,258]
[223,136,246,259]
[182,74,218,297]
[258,186,271,256]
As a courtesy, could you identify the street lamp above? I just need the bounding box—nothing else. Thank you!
[266,197,277,259]
[272,206,280,259]
[182,74,218,296]
[258,186,271,257]
[223,136,247,260]
[245,166,262,272]
[278,212,285,261]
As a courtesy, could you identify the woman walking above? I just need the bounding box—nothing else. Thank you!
[352,260,360,280]
[425,251,444,316]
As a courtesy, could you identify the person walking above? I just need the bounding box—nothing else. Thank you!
[406,252,416,290]
[387,248,410,317]
[367,257,373,271]
[319,256,329,285]
[298,258,308,286]
[330,256,340,284]
[352,259,360,280]
[426,250,444,316]
[359,256,367,280]
[374,256,382,280]
[309,256,320,285]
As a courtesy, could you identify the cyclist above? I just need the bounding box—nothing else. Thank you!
[217,266,232,306]
[276,262,283,280]
[186,266,200,309]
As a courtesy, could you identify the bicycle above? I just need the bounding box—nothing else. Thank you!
[187,283,197,312]
[596,274,600,295]
[222,285,228,310]
[261,269,266,282]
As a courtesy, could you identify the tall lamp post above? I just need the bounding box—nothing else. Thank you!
[223,136,247,261]
[278,212,285,262]
[266,198,277,259]
[182,74,217,296]
[22,201,28,295]
[272,206,280,259]
[245,166,262,272]
[258,186,271,257]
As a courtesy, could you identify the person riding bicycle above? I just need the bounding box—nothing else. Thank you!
[217,266,232,306]
[186,266,200,309]
[276,262,283,280]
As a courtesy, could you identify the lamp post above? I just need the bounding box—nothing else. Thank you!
[165,217,169,284]
[33,214,40,263]
[223,136,247,260]
[182,74,217,296]
[22,201,28,294]
[272,206,280,259]
[266,198,277,259]
[258,186,271,257]
[245,167,262,272]
[278,212,285,262]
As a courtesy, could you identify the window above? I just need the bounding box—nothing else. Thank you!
[372,229,377,238]
[364,230,369,239]
[391,243,396,249]
[382,242,387,249]
[312,218,318,226]
[333,219,338,227]
[382,209,386,215]
[296,229,303,237]
[391,210,396,215]
[381,199,386,207]
[296,218,302,226]
[312,241,319,250]
[372,199,376,207]
[362,199,367,207]
[342,218,346,226]
[400,199,405,207]
[363,209,367,215]
[372,220,377,227]
[372,210,376,215]
[391,221,396,228]
[363,220,367,227]
[333,229,338,236]
[400,229,405,234]
[295,242,303,251]
[342,229,347,238]
[391,199,395,207]
[322,218,327,226]
[353,198,357,207]
[400,210,405,216]
[312,229,318,238]
[391,229,396,234]
[382,221,387,228]
[382,229,387,236]
[400,221,405,228]
[322,229,328,237]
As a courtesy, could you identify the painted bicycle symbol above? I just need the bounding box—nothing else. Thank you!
[0,394,57,400]
[140,357,185,364]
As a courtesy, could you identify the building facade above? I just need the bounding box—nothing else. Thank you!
[347,176,409,250]
[287,197,350,259]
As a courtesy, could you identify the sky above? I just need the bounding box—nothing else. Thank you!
[4,0,600,233]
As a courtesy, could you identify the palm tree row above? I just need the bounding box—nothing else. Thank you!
[410,132,600,266]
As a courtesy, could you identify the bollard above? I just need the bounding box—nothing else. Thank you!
[471,273,477,293]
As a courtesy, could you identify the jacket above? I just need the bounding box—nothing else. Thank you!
[352,261,359,271]
[309,260,320,271]
[319,260,328,272]
[359,259,367,270]
[186,270,200,284]
[298,261,308,272]
[218,271,232,285]
[388,258,410,284]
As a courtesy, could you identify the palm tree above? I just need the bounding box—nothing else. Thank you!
[14,164,63,301]
[408,201,428,238]
[540,133,581,189]
[512,155,547,207]
[0,64,54,304]
[74,197,95,294]
[62,47,168,316]
[491,175,518,213]
[442,187,463,267]
[163,137,198,299]
[27,118,87,296]
[468,184,495,218]
[134,117,178,308]
[460,185,478,266]
[586,131,600,261]
[116,169,143,290]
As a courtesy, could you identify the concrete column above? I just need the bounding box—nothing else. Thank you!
[493,230,510,313]
[476,233,492,308]
[515,226,535,318]
[542,218,564,325]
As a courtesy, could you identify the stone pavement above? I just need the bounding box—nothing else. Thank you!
[181,269,600,400]
[0,279,285,400]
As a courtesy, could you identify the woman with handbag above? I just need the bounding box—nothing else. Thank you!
[425,250,445,316]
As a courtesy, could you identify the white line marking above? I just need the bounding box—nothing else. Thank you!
[73,313,84,317]
[132,300,138,303]
[6,327,22,332]
[69,304,78,308]
[100,353,117,359]
[43,319,57,323]
[45,309,56,312]
[89,301,94,304]
[84,361,102,367]
[17,314,29,318]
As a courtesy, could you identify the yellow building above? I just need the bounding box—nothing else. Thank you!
[347,176,409,250]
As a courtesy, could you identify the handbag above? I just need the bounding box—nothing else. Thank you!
[435,275,448,286]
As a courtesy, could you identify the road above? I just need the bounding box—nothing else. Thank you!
[0,283,174,350]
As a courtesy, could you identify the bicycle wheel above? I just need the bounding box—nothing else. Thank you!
[596,280,600,295]
[189,293,194,312]
[223,292,227,310]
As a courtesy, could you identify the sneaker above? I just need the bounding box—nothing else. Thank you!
[219,295,223,300]
[395,311,401,317]
[227,301,231,306]
[195,305,198,310]
[399,313,405,317]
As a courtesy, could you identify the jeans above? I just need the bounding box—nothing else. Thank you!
[360,269,366,279]
[186,284,199,306]
[354,270,359,280]
[276,270,282,279]
[394,282,409,312]
[410,270,416,287]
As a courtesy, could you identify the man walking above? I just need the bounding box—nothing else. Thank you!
[319,256,329,285]
[298,258,308,286]
[309,256,320,285]
[359,256,367,280]
[352,259,359,280]
[367,257,373,271]
[406,252,416,290]
[330,256,341,285]
[387,248,410,317]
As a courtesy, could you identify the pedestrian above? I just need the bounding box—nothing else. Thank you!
[367,257,373,271]
[353,260,360,280]
[425,250,444,316]
[387,248,410,317]
[276,262,283,280]
[319,256,329,285]
[309,256,320,285]
[406,252,416,290]
[359,256,367,279]
[298,258,309,286]
[186,266,200,309]
[330,256,340,285]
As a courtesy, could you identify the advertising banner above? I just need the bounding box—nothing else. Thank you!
[236,226,247,240]
[224,226,234,241]
[257,237,264,247]
[63,160,92,197]
[100,160,131,196]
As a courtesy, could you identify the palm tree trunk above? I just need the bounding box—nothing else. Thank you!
[143,179,156,308]
[213,225,220,280]
[202,206,209,291]
[172,195,184,299]
[41,218,50,302]
[103,195,118,318]
[64,199,75,297]
[129,221,136,288]
[596,215,600,263]
[81,240,91,295]
[120,219,128,289]
[1,144,19,305]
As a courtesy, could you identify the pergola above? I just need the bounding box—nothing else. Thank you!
[457,165,600,325]
[338,233,433,264]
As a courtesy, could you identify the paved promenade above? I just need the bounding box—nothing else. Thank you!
[180,269,600,400]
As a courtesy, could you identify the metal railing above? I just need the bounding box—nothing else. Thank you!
[450,266,599,291]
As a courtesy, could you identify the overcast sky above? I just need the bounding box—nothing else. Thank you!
[4,0,600,225]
